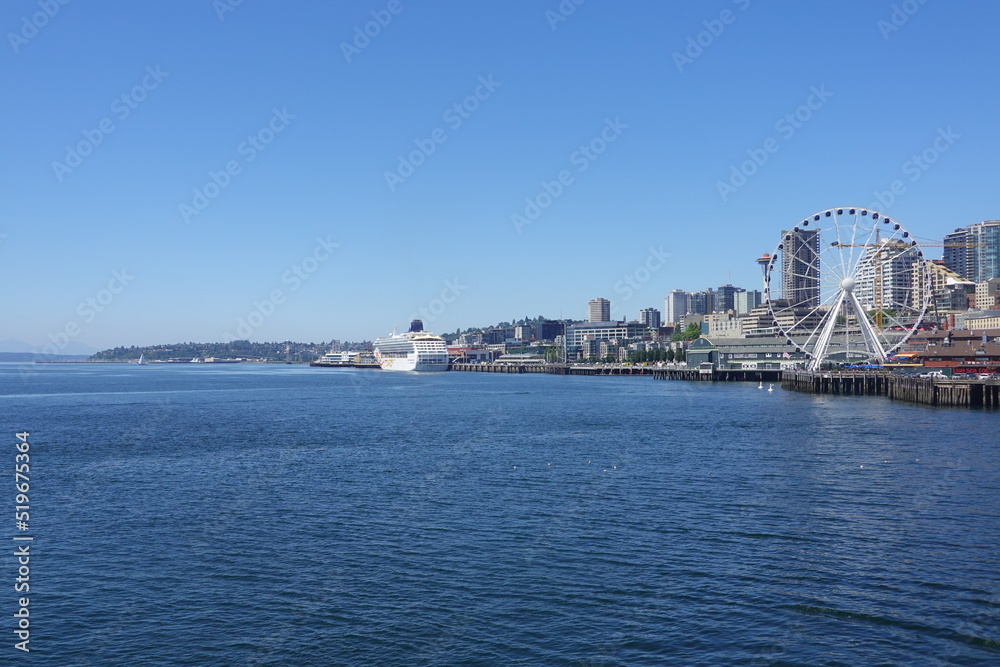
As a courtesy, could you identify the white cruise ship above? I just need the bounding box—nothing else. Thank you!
[373,320,449,371]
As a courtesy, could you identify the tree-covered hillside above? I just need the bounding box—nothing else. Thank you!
[89,340,371,363]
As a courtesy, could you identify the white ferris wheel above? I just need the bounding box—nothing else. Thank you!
[762,207,932,371]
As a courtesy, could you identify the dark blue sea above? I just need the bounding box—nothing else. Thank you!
[1,363,998,666]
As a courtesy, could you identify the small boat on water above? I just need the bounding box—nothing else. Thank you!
[313,350,354,367]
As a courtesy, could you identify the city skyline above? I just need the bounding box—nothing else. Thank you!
[3,2,999,351]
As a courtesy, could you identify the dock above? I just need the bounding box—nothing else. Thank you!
[781,371,1000,408]
[448,363,780,381]
[448,363,643,376]
[447,363,998,408]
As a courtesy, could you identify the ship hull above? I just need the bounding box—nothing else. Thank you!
[374,351,449,372]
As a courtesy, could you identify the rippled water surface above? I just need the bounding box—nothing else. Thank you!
[2,363,998,665]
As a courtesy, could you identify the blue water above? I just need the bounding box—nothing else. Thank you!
[1,363,998,665]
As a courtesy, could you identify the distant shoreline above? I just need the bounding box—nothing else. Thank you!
[30,359,311,365]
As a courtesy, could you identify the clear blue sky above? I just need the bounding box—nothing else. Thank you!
[2,0,997,352]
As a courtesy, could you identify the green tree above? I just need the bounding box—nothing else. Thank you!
[671,322,701,341]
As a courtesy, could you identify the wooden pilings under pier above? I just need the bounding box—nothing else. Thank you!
[653,368,782,382]
[781,371,1000,408]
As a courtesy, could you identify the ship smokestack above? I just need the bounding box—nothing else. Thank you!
[408,319,424,333]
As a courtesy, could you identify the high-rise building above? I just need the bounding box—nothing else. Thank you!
[781,229,820,308]
[943,221,1000,283]
[856,241,919,311]
[539,320,563,341]
[687,290,712,315]
[639,307,661,329]
[943,228,971,279]
[588,297,610,322]
[969,221,1000,283]
[714,284,741,312]
[735,290,762,314]
[664,290,689,324]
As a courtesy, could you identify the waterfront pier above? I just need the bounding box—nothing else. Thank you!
[447,364,998,408]
[448,363,781,382]
[448,363,652,376]
[781,371,1000,408]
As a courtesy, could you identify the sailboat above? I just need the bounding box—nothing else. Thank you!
[136,354,147,365]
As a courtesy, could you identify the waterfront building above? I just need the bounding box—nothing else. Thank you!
[685,337,806,371]
[639,307,661,329]
[903,328,1000,352]
[588,298,611,323]
[496,351,545,365]
[916,335,1000,374]
[735,290,762,315]
[447,346,494,363]
[664,290,689,324]
[781,228,820,308]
